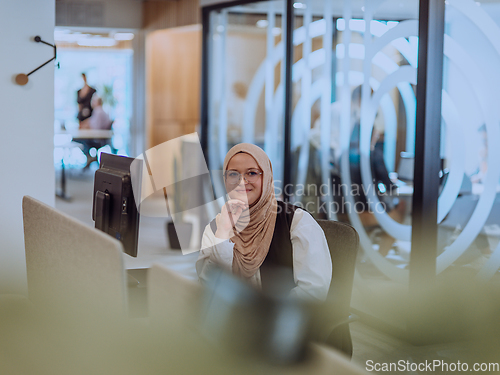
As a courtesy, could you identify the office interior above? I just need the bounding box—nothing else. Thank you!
[1,0,500,373]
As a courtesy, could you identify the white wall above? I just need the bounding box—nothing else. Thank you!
[0,0,55,294]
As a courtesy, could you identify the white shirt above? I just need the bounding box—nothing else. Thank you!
[196,209,333,301]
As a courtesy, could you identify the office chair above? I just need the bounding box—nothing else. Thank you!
[316,219,359,357]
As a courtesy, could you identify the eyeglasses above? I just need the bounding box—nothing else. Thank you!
[224,170,263,185]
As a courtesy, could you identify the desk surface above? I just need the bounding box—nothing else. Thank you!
[123,214,200,280]
[123,249,199,281]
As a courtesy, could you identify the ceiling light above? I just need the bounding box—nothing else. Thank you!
[54,33,91,43]
[114,32,134,41]
[293,2,306,9]
[54,29,71,36]
[256,19,269,28]
[77,37,117,47]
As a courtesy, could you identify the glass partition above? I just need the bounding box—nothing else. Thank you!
[438,0,500,282]
[207,1,287,198]
[288,0,419,327]
[202,0,500,333]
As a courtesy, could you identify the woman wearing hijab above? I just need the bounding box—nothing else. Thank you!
[196,144,332,301]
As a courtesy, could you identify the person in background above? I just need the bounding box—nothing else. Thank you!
[77,73,96,128]
[75,96,114,170]
[80,96,113,130]
[196,143,332,301]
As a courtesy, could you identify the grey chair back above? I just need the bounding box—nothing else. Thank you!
[22,195,128,317]
[147,263,203,329]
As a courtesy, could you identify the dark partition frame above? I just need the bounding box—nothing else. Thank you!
[409,0,444,340]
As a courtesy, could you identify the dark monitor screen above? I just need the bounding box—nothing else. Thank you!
[92,153,141,257]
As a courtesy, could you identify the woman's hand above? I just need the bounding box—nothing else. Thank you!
[215,199,248,239]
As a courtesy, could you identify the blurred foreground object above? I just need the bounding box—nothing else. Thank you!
[410,270,500,344]
[200,266,314,365]
[0,264,367,374]
[0,297,367,375]
[18,196,368,373]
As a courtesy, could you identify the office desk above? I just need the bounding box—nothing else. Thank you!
[124,243,199,318]
[57,129,114,139]
[123,248,199,281]
[54,130,115,200]
[122,214,200,281]
[57,129,115,164]
[122,214,200,318]
[70,130,115,167]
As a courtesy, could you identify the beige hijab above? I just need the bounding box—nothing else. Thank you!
[220,143,278,279]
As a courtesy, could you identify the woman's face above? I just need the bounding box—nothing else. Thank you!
[225,153,263,206]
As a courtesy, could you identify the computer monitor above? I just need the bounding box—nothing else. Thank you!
[92,153,141,257]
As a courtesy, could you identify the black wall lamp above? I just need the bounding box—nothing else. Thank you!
[15,36,59,86]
